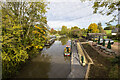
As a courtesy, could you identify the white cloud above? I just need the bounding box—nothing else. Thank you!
[47,21,77,30]
[47,0,119,2]
[47,0,83,2]
[46,0,118,30]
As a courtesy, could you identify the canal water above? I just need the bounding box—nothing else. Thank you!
[16,38,71,78]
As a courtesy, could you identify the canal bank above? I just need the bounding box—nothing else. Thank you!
[82,42,118,78]
[67,40,88,78]
[67,40,93,79]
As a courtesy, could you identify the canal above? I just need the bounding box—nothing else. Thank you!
[15,38,71,78]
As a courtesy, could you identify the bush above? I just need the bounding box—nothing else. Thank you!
[107,34,118,40]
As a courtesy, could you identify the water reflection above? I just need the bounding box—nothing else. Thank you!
[59,37,69,45]
[16,53,51,78]
[15,38,71,78]
[45,40,55,49]
[45,40,71,78]
[64,57,71,63]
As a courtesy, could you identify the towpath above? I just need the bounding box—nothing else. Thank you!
[67,41,88,78]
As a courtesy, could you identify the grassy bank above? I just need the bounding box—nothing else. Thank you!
[113,40,120,43]
[82,43,118,78]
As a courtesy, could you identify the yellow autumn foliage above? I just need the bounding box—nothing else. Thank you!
[39,46,43,49]
[32,30,40,34]
[43,32,45,34]
[32,31,37,34]
[35,25,42,30]
[35,46,39,48]
[88,23,99,33]
[41,30,43,32]
[42,36,46,39]
[39,34,41,37]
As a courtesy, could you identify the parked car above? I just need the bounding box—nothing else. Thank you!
[100,39,114,45]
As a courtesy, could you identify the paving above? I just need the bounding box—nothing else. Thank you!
[67,41,88,79]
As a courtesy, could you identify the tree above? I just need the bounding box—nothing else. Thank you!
[60,25,68,35]
[97,22,105,33]
[67,28,71,37]
[71,26,82,38]
[71,26,79,30]
[2,1,48,78]
[50,28,57,34]
[81,28,87,37]
[104,25,115,30]
[88,23,99,33]
[92,1,119,24]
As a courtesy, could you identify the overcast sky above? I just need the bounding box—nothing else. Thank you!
[46,0,118,30]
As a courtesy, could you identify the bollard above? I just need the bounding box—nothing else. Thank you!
[98,36,100,44]
[102,39,105,46]
[107,40,111,49]
[81,56,84,63]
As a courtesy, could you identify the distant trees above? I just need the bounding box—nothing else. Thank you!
[71,26,82,38]
[97,22,105,33]
[71,26,79,30]
[104,25,115,30]
[58,23,107,38]
[50,28,57,35]
[59,25,68,35]
[58,25,83,38]
[57,25,89,38]
[88,23,99,33]
[81,28,87,37]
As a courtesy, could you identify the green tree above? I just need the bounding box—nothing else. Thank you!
[71,26,82,38]
[104,25,115,30]
[97,22,105,33]
[71,26,79,30]
[81,28,87,37]
[92,1,119,24]
[50,28,57,35]
[67,28,72,37]
[60,25,68,35]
